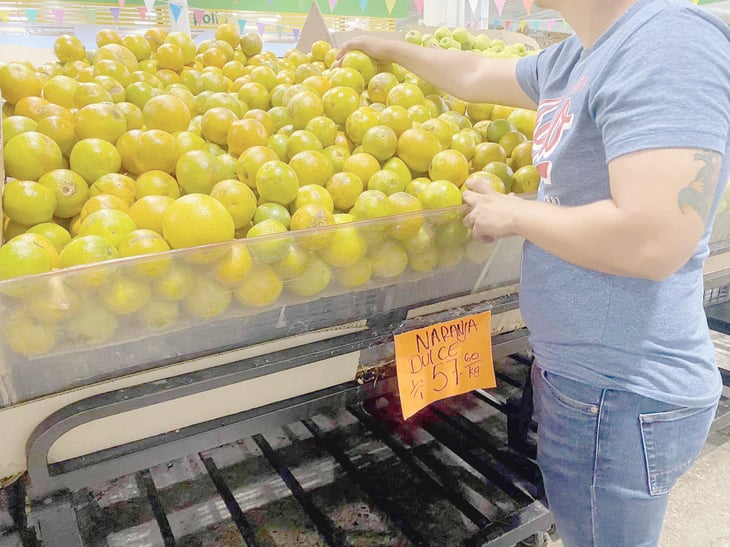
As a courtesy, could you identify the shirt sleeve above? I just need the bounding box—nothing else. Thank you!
[516,52,540,105]
[516,39,576,106]
[590,8,730,162]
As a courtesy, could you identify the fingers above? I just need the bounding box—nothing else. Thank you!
[464,177,495,194]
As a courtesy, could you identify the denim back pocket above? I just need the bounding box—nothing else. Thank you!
[639,404,716,496]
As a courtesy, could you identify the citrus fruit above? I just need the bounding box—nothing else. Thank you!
[79,208,137,248]
[2,180,57,225]
[123,129,180,175]
[162,194,235,249]
[473,142,508,171]
[379,105,411,136]
[135,170,181,198]
[322,86,360,125]
[421,180,463,209]
[4,132,64,181]
[240,33,263,57]
[236,145,280,189]
[246,219,290,263]
[510,141,534,170]
[350,190,393,221]
[507,108,537,139]
[342,152,380,185]
[367,72,399,104]
[305,116,338,147]
[210,179,257,229]
[254,203,292,229]
[58,235,119,286]
[370,240,409,278]
[26,223,72,253]
[256,160,299,205]
[79,194,130,222]
[329,67,365,93]
[24,278,78,323]
[238,82,270,110]
[201,106,239,145]
[335,257,372,288]
[118,229,172,278]
[485,118,516,143]
[319,221,367,268]
[397,128,441,174]
[175,149,226,194]
[512,165,541,194]
[138,298,180,331]
[367,170,404,195]
[67,298,118,345]
[100,274,152,315]
[235,263,283,308]
[288,256,331,297]
[323,145,350,173]
[387,83,425,109]
[128,195,174,235]
[325,172,363,212]
[288,150,334,187]
[183,276,232,319]
[35,115,77,157]
[2,116,37,142]
[41,75,78,109]
[290,204,335,250]
[483,161,515,192]
[89,173,137,205]
[429,149,470,187]
[0,235,56,281]
[420,118,458,150]
[154,263,196,301]
[37,169,89,218]
[122,34,152,61]
[69,138,122,183]
[498,130,527,156]
[388,192,424,241]
[361,125,398,162]
[54,34,86,63]
[212,244,253,286]
[286,129,323,158]
[143,94,191,133]
[345,107,379,145]
[0,62,43,105]
[4,312,56,356]
[228,118,268,157]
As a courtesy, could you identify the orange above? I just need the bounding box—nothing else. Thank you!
[74,81,114,107]
[253,203,291,228]
[228,118,269,157]
[361,125,398,162]
[323,144,350,173]
[345,107,379,145]
[79,208,137,248]
[288,256,331,297]
[290,204,335,251]
[370,240,408,279]
[99,274,152,315]
[124,81,160,109]
[511,165,541,194]
[157,43,185,71]
[54,35,86,63]
[397,128,442,174]
[202,47,228,69]
[14,96,50,121]
[79,195,130,222]
[201,106,239,146]
[128,195,174,235]
[287,90,324,130]
[203,91,244,116]
[165,31,196,64]
[286,129,323,158]
[498,130,527,156]
[117,229,172,278]
[175,149,225,194]
[236,146,280,189]
[485,118,516,143]
[26,223,72,254]
[288,150,334,187]
[322,86,360,125]
[154,262,196,301]
[429,149,470,187]
[0,234,56,281]
[483,161,515,192]
[162,194,235,249]
[37,169,89,218]
[35,115,77,156]
[2,180,56,225]
[386,83,425,109]
[294,64,322,85]
[0,62,42,105]
[143,94,191,133]
[210,179,257,229]
[335,257,372,288]
[122,34,152,61]
[420,179,463,209]
[379,105,411,136]
[89,173,137,205]
[326,172,363,211]
[69,138,121,183]
[66,298,118,344]
[342,152,380,186]
[256,160,299,205]
[234,263,282,308]
[144,27,168,51]
[240,33,263,58]
[367,72,399,105]
[293,184,335,213]
[473,142,507,171]
[121,129,180,175]
[310,40,332,62]
[175,131,208,154]
[92,60,131,87]
[4,132,64,181]
[74,102,127,143]
[246,219,290,263]
[96,28,122,47]
[238,82,270,111]
[302,75,331,97]
[329,67,365,93]
[507,108,536,140]
[305,116,337,148]
[42,75,78,109]
[350,189,393,221]
[2,115,37,142]
[243,109,274,136]
[420,118,458,150]
[388,192,424,241]
[135,170,180,199]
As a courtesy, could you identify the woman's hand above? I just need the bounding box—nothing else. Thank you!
[334,36,396,65]
[462,178,523,242]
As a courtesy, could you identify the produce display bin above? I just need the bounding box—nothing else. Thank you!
[0,205,524,409]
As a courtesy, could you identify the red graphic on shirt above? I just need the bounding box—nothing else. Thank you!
[533,97,574,185]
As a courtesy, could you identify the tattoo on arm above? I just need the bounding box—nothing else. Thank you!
[678,150,722,225]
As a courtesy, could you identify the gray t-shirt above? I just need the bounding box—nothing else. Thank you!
[515,0,730,407]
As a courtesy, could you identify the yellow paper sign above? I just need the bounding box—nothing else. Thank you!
[394,311,495,420]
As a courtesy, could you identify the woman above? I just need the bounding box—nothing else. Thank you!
[337,0,730,544]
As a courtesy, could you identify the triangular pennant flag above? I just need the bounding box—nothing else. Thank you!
[358,0,368,12]
[546,18,554,31]
[52,9,64,24]
[467,0,479,14]
[521,0,533,15]
[137,6,147,20]
[193,9,204,24]
[0,11,8,22]
[169,3,182,22]
[504,20,512,30]
[238,18,246,33]
[532,20,540,31]
[494,0,506,16]
[269,0,273,4]
[293,27,301,40]
[119,0,125,7]
[25,8,37,23]
[384,0,396,14]
[276,25,283,36]
[328,0,338,12]
[86,9,97,22]
[414,0,424,16]
[257,22,266,34]
[520,20,526,31]
[144,0,155,11]
[109,7,120,21]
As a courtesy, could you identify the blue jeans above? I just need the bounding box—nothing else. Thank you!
[532,363,717,547]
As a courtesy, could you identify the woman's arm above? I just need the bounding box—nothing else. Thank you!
[336,36,537,110]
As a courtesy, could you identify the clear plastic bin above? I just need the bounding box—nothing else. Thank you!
[0,205,524,407]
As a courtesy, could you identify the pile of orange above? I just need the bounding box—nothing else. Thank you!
[0,25,538,357]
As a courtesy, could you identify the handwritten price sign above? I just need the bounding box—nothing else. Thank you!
[394,311,496,420]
